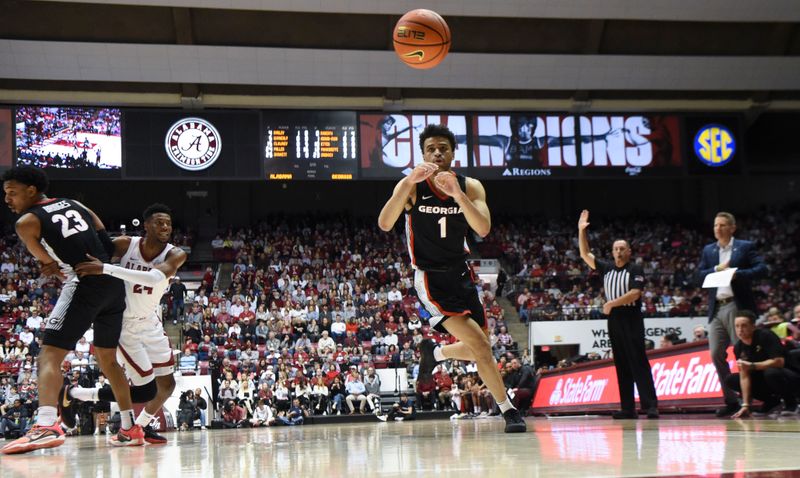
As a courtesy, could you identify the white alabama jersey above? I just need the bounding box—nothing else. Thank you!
[118,236,173,318]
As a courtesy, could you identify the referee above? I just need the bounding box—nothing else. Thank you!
[578,210,658,419]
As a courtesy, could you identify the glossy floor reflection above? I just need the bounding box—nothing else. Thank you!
[1,416,799,477]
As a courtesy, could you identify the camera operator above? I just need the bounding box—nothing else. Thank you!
[221,399,247,428]
[177,390,198,431]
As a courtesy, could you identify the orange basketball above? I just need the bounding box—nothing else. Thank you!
[392,9,451,70]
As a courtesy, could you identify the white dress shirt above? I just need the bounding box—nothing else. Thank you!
[716,238,734,300]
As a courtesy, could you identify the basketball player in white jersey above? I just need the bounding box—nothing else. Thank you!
[63,204,187,444]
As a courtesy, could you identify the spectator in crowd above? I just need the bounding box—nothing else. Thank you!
[311,376,330,415]
[317,330,336,352]
[363,368,382,414]
[274,380,291,412]
[415,374,436,411]
[218,380,236,404]
[505,358,537,412]
[763,307,789,339]
[250,399,274,427]
[179,348,198,373]
[693,325,707,342]
[0,399,28,438]
[345,372,369,414]
[659,333,682,348]
[329,376,346,415]
[729,310,800,419]
[331,316,347,343]
[381,393,416,422]
[277,398,308,426]
[221,399,247,428]
[170,277,188,324]
[194,388,208,429]
[433,365,455,410]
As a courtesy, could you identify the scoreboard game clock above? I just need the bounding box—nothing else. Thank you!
[263,111,358,180]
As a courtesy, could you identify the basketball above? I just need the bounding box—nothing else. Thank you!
[392,9,451,69]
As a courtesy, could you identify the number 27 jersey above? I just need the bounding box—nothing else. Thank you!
[118,236,174,318]
[405,175,471,271]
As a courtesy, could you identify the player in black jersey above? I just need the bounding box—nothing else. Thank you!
[1,166,141,454]
[378,124,526,433]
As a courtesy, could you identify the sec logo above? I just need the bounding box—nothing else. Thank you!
[164,117,222,171]
[694,124,735,167]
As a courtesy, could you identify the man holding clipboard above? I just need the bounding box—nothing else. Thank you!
[698,212,767,417]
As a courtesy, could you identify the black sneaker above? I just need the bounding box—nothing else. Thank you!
[645,408,660,419]
[502,408,527,433]
[611,410,638,419]
[418,339,438,378]
[58,383,78,429]
[143,425,167,444]
[715,403,740,418]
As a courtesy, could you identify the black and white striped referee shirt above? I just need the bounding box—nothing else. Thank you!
[595,259,646,314]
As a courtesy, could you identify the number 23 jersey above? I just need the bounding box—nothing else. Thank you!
[405,174,471,271]
[118,236,174,318]
[28,198,110,279]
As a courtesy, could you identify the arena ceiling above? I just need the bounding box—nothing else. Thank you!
[1,0,799,112]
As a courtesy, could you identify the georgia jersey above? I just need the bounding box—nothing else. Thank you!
[117,236,174,318]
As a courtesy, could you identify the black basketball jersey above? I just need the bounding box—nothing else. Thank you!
[405,175,471,271]
[26,198,110,275]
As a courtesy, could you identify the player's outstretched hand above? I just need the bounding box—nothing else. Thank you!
[406,162,439,184]
[433,170,460,197]
[74,254,104,277]
[578,210,590,231]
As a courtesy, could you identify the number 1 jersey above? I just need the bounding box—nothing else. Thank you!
[27,198,110,279]
[118,236,174,318]
[405,174,471,272]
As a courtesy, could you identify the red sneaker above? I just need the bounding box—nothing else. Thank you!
[110,425,145,447]
[1,423,66,454]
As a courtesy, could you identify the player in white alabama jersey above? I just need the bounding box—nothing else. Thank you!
[64,204,187,445]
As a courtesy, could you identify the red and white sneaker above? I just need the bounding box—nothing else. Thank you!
[1,423,66,454]
[109,425,145,447]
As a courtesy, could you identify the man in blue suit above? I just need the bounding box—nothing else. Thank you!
[698,212,767,417]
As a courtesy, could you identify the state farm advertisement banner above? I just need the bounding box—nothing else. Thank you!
[532,342,737,412]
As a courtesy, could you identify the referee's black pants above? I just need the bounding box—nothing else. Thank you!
[608,313,658,412]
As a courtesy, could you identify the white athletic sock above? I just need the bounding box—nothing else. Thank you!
[37,406,58,427]
[498,399,515,413]
[135,411,155,428]
[433,345,446,362]
[69,387,99,402]
[121,409,135,430]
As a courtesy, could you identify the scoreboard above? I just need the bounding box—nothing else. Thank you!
[263,111,358,180]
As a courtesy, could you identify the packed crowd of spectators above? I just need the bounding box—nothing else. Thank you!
[15,106,121,169]
[186,215,519,423]
[3,204,798,432]
[482,206,800,322]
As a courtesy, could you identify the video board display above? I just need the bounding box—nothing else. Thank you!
[15,106,122,178]
[359,113,469,179]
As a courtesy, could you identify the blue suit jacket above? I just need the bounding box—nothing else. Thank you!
[697,239,767,321]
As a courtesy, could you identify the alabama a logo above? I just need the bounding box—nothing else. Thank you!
[164,117,222,171]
